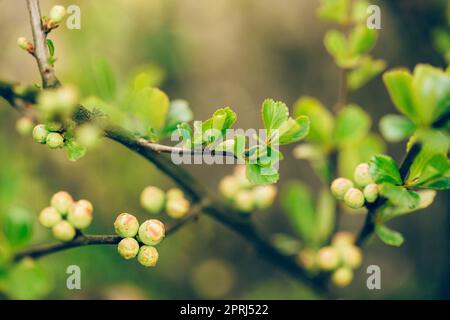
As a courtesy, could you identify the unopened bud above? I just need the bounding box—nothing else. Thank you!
[16,117,34,136]
[166,188,184,199]
[344,188,365,209]
[46,132,64,149]
[354,163,374,187]
[76,124,102,148]
[17,37,33,53]
[138,219,165,246]
[331,178,354,200]
[49,5,66,23]
[339,245,362,269]
[32,124,49,144]
[52,220,76,242]
[140,186,165,214]
[332,267,354,287]
[114,213,139,238]
[363,183,379,203]
[316,246,340,271]
[117,237,139,260]
[252,185,277,209]
[332,231,356,247]
[297,249,316,269]
[166,197,190,219]
[68,200,93,229]
[38,207,62,228]
[137,245,159,267]
[234,190,254,212]
[51,191,74,216]
[218,176,239,199]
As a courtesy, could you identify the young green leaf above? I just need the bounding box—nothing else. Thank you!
[161,99,193,136]
[375,224,404,247]
[380,190,436,223]
[46,39,55,57]
[369,155,402,185]
[317,0,350,24]
[334,105,371,147]
[315,188,336,245]
[202,107,237,144]
[3,207,33,248]
[349,24,377,55]
[65,140,87,161]
[261,99,289,137]
[276,116,310,145]
[383,69,417,123]
[379,183,420,209]
[379,114,416,143]
[324,30,347,62]
[348,57,386,91]
[246,163,279,185]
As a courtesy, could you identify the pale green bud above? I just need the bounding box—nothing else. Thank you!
[49,5,66,23]
[234,190,254,212]
[252,185,277,209]
[52,220,76,242]
[166,197,190,219]
[51,191,74,216]
[354,163,374,187]
[297,249,316,269]
[363,183,379,203]
[234,165,252,189]
[332,267,354,287]
[138,219,165,246]
[45,121,63,132]
[166,188,184,200]
[114,213,139,238]
[17,37,33,52]
[38,207,62,228]
[344,188,365,209]
[32,124,49,144]
[316,246,340,271]
[218,176,240,199]
[68,200,93,229]
[46,132,64,149]
[331,178,354,200]
[331,231,356,247]
[339,245,362,269]
[16,117,34,136]
[140,186,165,214]
[117,237,139,260]
[137,246,159,267]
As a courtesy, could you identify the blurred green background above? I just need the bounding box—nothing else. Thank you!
[0,0,449,299]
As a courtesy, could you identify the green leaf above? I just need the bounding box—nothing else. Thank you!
[46,39,55,57]
[369,155,402,185]
[3,207,33,248]
[317,0,350,24]
[271,234,302,255]
[276,116,310,145]
[87,58,117,101]
[261,99,289,137]
[65,140,87,161]
[383,69,417,122]
[161,99,193,136]
[379,183,420,209]
[380,190,436,223]
[349,24,377,55]
[379,114,416,143]
[348,57,386,91]
[375,224,404,247]
[334,104,371,147]
[281,182,316,243]
[324,30,347,62]
[246,163,279,185]
[293,96,334,144]
[315,188,335,245]
[202,107,237,145]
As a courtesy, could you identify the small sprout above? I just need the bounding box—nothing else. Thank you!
[117,238,139,260]
[16,117,34,136]
[138,219,165,246]
[218,175,240,199]
[52,220,76,242]
[137,245,159,267]
[114,213,139,238]
[68,200,93,229]
[354,163,374,187]
[332,267,354,287]
[234,190,254,212]
[331,178,354,200]
[51,191,74,216]
[166,197,190,219]
[38,207,62,228]
[339,245,362,269]
[17,37,34,53]
[344,188,365,209]
[32,124,49,144]
[49,5,67,23]
[363,183,379,203]
[316,246,340,271]
[252,185,277,209]
[331,231,356,247]
[46,132,64,149]
[140,186,165,214]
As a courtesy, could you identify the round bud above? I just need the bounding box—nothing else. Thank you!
[332,267,354,287]
[297,249,316,269]
[331,178,354,200]
[117,238,139,260]
[166,188,184,200]
[138,219,165,246]
[332,231,356,247]
[51,191,74,216]
[52,220,76,242]
[137,246,159,267]
[38,207,62,228]
[339,245,362,269]
[46,132,64,149]
[316,246,340,271]
[354,163,374,187]
[252,185,277,209]
[140,186,165,214]
[363,183,379,203]
[166,197,190,219]
[234,165,252,189]
[114,213,139,238]
[49,5,66,23]
[17,37,29,50]
[218,176,240,199]
[344,188,365,209]
[45,122,63,132]
[32,124,49,144]
[16,117,34,136]
[68,200,93,229]
[234,190,254,212]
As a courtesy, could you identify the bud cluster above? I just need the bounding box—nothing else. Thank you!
[32,123,65,149]
[140,186,191,219]
[330,163,379,210]
[297,231,362,287]
[218,166,277,212]
[42,5,67,32]
[114,213,165,267]
[38,191,94,242]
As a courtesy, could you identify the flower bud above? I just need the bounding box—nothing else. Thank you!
[297,249,316,269]
[16,117,34,136]
[52,220,76,242]
[51,191,74,216]
[49,5,66,23]
[166,197,190,219]
[344,188,365,209]
[137,246,159,267]
[331,231,356,247]
[363,183,379,203]
[68,200,93,229]
[252,185,277,209]
[339,245,362,269]
[353,163,374,187]
[331,178,354,200]
[76,124,102,148]
[45,121,63,132]
[46,132,64,149]
[234,190,254,212]
[234,165,252,189]
[38,207,62,228]
[218,176,239,199]
[332,267,354,287]
[32,124,49,144]
[114,213,139,238]
[316,246,339,271]
[140,186,165,214]
[138,219,165,246]
[166,188,184,200]
[117,237,139,260]
[17,37,33,53]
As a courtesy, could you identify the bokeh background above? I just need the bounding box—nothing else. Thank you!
[0,0,449,299]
